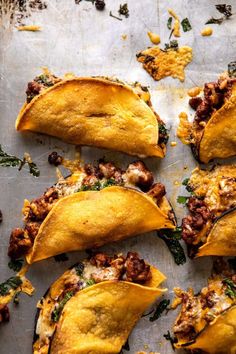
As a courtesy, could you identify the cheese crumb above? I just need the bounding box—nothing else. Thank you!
[170,141,177,147]
[17,25,41,31]
[121,34,127,40]
[168,8,180,37]
[201,27,213,36]
[147,31,160,45]
[188,86,201,97]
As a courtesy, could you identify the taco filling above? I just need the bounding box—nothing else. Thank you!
[173,258,236,352]
[181,165,236,257]
[178,71,236,162]
[8,160,174,260]
[33,252,165,354]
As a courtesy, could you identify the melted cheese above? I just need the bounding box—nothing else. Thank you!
[17,25,41,31]
[137,46,193,82]
[177,112,193,144]
[201,27,213,36]
[187,86,201,97]
[168,9,180,37]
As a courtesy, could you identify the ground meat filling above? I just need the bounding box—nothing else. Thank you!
[26,73,61,103]
[8,161,166,260]
[173,262,236,342]
[181,197,212,247]
[191,77,235,127]
[0,305,10,323]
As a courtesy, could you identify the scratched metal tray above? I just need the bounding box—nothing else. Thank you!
[0,0,236,353]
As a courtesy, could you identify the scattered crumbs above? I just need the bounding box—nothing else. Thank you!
[201,27,213,36]
[137,45,193,82]
[121,34,127,40]
[0,0,47,27]
[118,3,129,18]
[184,165,188,170]
[168,8,180,37]
[144,345,149,350]
[177,112,192,144]
[174,180,180,186]
[147,31,160,45]
[170,141,177,147]
[187,86,201,97]
[17,25,41,31]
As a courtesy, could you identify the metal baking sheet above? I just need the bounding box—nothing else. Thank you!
[0,0,236,353]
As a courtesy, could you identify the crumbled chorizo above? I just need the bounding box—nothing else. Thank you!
[98,161,123,183]
[8,228,32,259]
[125,161,154,191]
[25,222,41,241]
[82,175,99,187]
[189,97,202,110]
[90,253,112,267]
[124,252,151,283]
[0,305,10,323]
[147,183,166,203]
[48,152,63,166]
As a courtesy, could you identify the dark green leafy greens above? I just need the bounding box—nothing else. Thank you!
[181,18,192,32]
[51,291,74,322]
[164,40,179,51]
[74,262,85,276]
[118,3,129,18]
[13,291,20,305]
[158,227,186,265]
[0,276,22,296]
[177,195,190,204]
[167,17,172,29]
[86,279,96,286]
[163,330,177,350]
[159,124,169,145]
[205,4,233,24]
[0,145,40,177]
[8,259,24,272]
[228,62,236,78]
[150,299,170,322]
[182,178,193,193]
[223,278,236,299]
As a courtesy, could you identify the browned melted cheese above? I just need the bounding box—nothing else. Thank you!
[137,46,193,82]
[177,112,193,144]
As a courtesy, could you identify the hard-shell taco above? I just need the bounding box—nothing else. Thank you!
[172,258,236,354]
[178,70,236,163]
[8,160,175,264]
[33,252,167,354]
[181,164,236,257]
[15,70,168,158]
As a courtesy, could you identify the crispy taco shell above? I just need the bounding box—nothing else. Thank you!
[175,305,236,353]
[199,84,236,163]
[16,77,164,158]
[197,208,236,256]
[26,186,174,264]
[34,259,166,354]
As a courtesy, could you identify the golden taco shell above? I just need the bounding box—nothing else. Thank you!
[177,74,236,163]
[199,84,236,163]
[173,261,236,353]
[16,76,166,158]
[33,252,166,354]
[181,165,236,257]
[26,186,174,264]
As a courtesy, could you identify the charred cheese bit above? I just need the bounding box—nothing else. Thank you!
[168,8,180,37]
[17,25,41,31]
[177,112,193,144]
[137,46,192,82]
[187,86,201,97]
[201,27,213,36]
[147,31,160,45]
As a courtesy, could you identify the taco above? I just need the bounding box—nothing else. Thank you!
[172,258,236,353]
[8,160,175,264]
[181,164,236,257]
[33,251,166,354]
[177,71,236,163]
[15,70,168,158]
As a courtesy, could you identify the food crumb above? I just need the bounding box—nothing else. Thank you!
[17,25,41,31]
[201,27,213,36]
[170,141,177,147]
[147,31,160,45]
[174,180,180,186]
[187,86,201,97]
[48,152,63,166]
[121,34,127,40]
[168,8,180,37]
